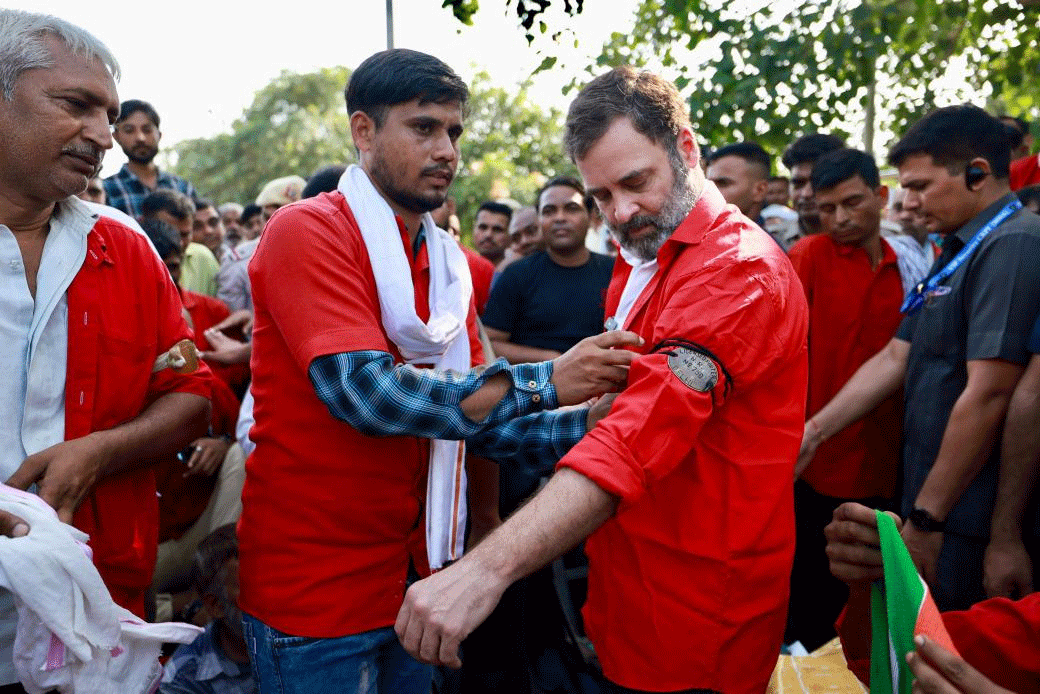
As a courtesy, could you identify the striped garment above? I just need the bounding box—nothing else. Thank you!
[869,510,960,694]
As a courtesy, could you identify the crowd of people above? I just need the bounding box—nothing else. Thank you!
[1,7,1040,694]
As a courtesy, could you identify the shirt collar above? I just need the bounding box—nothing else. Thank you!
[953,193,1018,245]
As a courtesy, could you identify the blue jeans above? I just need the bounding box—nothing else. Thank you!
[243,612,432,694]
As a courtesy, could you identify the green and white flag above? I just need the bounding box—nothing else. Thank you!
[869,510,959,694]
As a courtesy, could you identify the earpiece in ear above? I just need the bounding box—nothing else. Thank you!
[965,165,987,189]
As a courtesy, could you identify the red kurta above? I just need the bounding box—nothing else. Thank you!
[65,216,211,615]
[557,185,809,693]
[238,193,482,638]
[788,234,904,499]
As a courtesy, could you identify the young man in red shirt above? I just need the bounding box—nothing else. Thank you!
[397,66,809,694]
[238,49,638,694]
[786,148,906,649]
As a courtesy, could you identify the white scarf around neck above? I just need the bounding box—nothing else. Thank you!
[338,165,473,570]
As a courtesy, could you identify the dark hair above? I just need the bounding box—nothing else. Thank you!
[302,165,347,199]
[192,524,238,597]
[888,104,1013,179]
[116,99,160,127]
[707,142,772,179]
[768,175,790,184]
[564,66,690,162]
[141,188,194,220]
[1016,184,1040,209]
[140,217,181,259]
[241,203,262,224]
[781,133,846,169]
[536,175,594,212]
[193,197,216,213]
[1000,115,1030,134]
[476,200,514,222]
[810,148,880,191]
[346,49,468,127]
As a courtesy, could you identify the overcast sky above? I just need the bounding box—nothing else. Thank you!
[21,0,638,176]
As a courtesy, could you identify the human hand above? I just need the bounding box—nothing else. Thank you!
[6,434,111,524]
[901,523,943,587]
[983,538,1033,600]
[395,556,509,667]
[794,420,824,479]
[551,331,643,406]
[586,393,618,430]
[184,437,231,477]
[200,329,251,365]
[0,511,28,538]
[824,502,901,584]
[907,635,1014,694]
[210,309,253,337]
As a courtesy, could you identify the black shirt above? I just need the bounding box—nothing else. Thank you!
[482,250,614,353]
[897,194,1040,537]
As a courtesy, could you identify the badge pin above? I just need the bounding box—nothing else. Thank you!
[667,347,719,393]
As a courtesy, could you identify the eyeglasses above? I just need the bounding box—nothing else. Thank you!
[195,217,221,228]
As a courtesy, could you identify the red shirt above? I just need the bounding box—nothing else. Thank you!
[238,192,482,637]
[840,593,1040,693]
[788,234,904,499]
[461,245,494,314]
[156,289,244,543]
[557,186,809,693]
[1010,153,1040,191]
[65,216,211,614]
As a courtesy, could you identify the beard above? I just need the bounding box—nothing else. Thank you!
[125,144,158,165]
[368,151,452,214]
[608,149,698,262]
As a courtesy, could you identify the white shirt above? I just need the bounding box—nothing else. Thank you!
[0,196,93,684]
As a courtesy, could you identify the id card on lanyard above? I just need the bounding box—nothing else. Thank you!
[901,199,1022,315]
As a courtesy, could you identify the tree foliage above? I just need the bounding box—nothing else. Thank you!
[453,71,573,235]
[169,67,570,233]
[593,0,1039,159]
[442,0,583,42]
[171,67,355,204]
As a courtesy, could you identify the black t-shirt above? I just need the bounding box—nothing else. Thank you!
[897,195,1040,537]
[482,250,614,353]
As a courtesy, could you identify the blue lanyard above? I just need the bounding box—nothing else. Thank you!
[901,199,1022,314]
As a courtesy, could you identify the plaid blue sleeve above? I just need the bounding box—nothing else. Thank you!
[466,408,588,476]
[307,350,559,439]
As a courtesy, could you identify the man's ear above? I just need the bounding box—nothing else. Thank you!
[752,178,768,204]
[350,111,376,154]
[677,126,699,169]
[876,184,889,206]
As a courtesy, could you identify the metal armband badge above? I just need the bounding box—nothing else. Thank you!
[666,347,719,392]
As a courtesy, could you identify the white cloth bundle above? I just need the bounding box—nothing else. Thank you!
[0,485,201,693]
[338,165,473,570]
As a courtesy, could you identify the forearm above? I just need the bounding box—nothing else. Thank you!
[809,338,908,440]
[915,386,1015,520]
[489,339,562,365]
[466,467,617,585]
[93,392,210,477]
[309,351,555,440]
[992,372,1040,540]
[466,408,588,476]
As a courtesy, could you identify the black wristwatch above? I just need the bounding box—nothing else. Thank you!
[909,507,946,533]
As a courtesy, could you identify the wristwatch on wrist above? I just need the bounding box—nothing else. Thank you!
[909,507,946,533]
